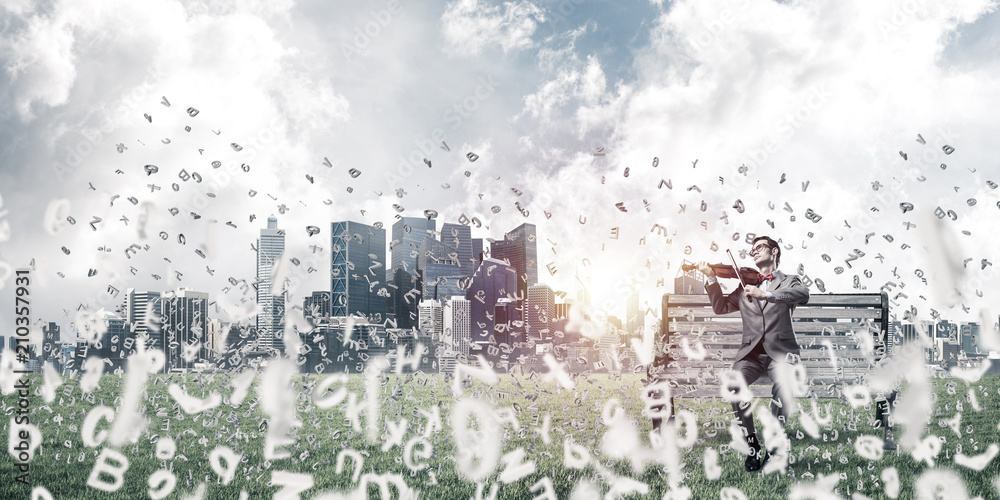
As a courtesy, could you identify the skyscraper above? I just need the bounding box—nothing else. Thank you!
[390,267,419,329]
[494,297,526,370]
[893,322,919,345]
[41,322,63,372]
[123,288,162,350]
[161,288,210,372]
[472,238,484,263]
[554,301,572,321]
[100,311,129,372]
[389,218,436,329]
[441,223,475,277]
[391,217,436,275]
[418,236,466,304]
[961,323,981,356]
[331,221,388,321]
[442,296,471,373]
[257,215,286,352]
[466,257,518,350]
[527,283,554,340]
[418,299,443,337]
[936,320,958,342]
[491,223,537,301]
[626,289,644,336]
[303,291,333,320]
[76,309,128,373]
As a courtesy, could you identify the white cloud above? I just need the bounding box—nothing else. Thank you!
[441,0,546,56]
[515,52,631,142]
[519,68,578,123]
[2,3,81,120]
[508,0,1000,319]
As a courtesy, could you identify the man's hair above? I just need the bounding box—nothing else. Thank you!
[752,235,780,267]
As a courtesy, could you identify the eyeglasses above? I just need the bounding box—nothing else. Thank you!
[750,243,771,256]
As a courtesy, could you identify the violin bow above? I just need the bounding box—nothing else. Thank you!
[726,249,752,302]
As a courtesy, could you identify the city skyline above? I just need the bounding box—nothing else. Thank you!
[14,208,1000,350]
[2,0,1000,374]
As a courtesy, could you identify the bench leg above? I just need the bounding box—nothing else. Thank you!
[876,391,897,450]
[651,396,676,432]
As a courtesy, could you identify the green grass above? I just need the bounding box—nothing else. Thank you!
[2,371,998,499]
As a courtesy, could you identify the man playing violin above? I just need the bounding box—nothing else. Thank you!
[696,235,809,472]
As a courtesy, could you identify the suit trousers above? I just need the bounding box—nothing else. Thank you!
[729,351,797,444]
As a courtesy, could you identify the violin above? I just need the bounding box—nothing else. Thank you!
[680,262,766,286]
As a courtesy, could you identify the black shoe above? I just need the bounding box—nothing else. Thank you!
[745,447,769,472]
[883,428,897,451]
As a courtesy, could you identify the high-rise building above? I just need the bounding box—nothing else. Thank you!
[527,283,554,340]
[324,321,389,373]
[101,311,129,372]
[893,322,919,345]
[60,345,75,374]
[961,323,982,356]
[161,288,210,372]
[552,298,572,343]
[472,238,484,263]
[418,299,443,337]
[418,236,466,304]
[123,289,162,350]
[491,223,537,301]
[554,301,572,321]
[442,296,471,372]
[626,290,644,336]
[575,273,592,308]
[390,268,419,330]
[936,338,962,368]
[594,328,623,372]
[391,217,436,275]
[466,257,518,351]
[389,218,436,329]
[441,223,475,277]
[494,298,526,370]
[936,320,957,341]
[257,215,286,352]
[303,291,333,320]
[41,322,63,373]
[331,221,388,321]
[75,309,128,373]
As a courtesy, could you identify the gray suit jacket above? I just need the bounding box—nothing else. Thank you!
[705,270,810,362]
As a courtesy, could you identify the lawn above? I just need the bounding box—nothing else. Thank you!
[1,368,998,499]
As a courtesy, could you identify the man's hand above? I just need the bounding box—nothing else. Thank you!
[697,261,715,278]
[744,285,767,300]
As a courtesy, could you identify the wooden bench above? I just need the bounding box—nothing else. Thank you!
[650,292,897,448]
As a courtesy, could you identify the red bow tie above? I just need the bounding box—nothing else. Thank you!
[760,273,774,282]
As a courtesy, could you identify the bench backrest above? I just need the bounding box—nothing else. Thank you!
[656,292,890,398]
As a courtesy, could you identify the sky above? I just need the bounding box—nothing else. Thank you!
[1,0,1000,340]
